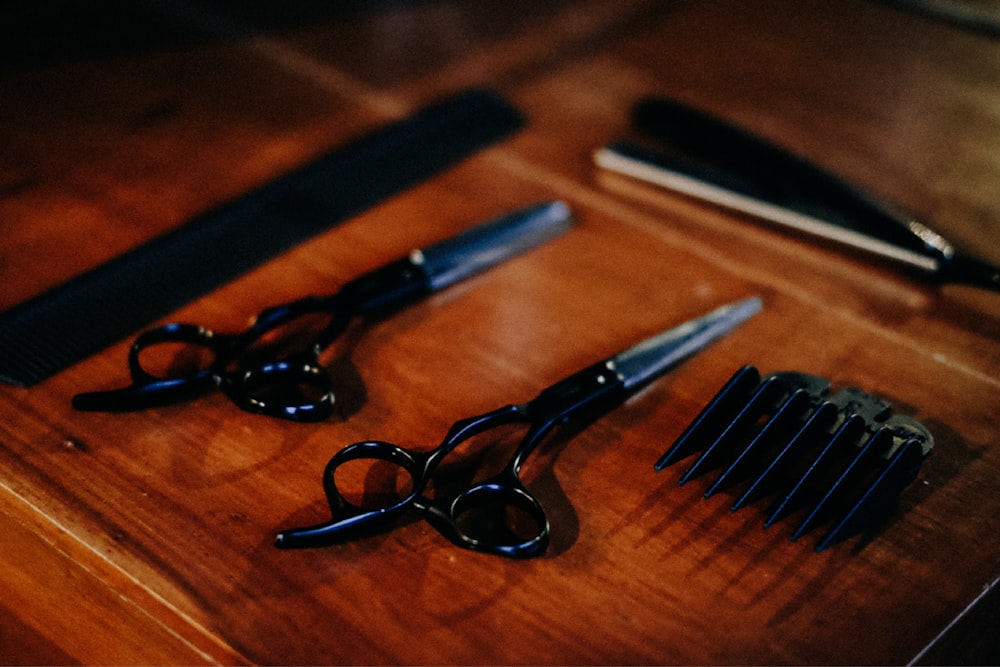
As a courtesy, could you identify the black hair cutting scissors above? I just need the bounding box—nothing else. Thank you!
[72,201,572,421]
[275,296,762,557]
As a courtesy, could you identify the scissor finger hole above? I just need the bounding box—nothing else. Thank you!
[135,340,217,380]
[451,487,546,547]
[332,458,416,510]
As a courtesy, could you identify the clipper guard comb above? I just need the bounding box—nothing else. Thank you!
[655,365,933,551]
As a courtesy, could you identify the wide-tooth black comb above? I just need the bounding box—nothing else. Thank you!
[655,365,933,551]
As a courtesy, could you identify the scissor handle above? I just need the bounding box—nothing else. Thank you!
[275,439,434,548]
[415,412,557,558]
[416,465,549,558]
[215,297,347,420]
[72,323,229,411]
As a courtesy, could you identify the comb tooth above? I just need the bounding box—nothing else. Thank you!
[655,365,760,471]
[733,399,840,511]
[678,374,789,484]
[816,437,927,551]
[765,413,867,528]
[791,425,895,541]
[705,388,813,499]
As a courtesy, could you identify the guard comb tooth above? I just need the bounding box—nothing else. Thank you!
[733,399,839,511]
[706,388,814,499]
[655,365,760,471]
[791,424,893,541]
[678,374,789,484]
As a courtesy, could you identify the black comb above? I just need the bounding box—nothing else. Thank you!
[655,365,933,551]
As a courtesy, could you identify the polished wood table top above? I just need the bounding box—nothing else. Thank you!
[2,1,998,664]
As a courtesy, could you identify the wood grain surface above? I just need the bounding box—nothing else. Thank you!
[1,1,998,664]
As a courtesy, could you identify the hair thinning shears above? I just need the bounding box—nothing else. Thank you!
[72,201,572,421]
[275,296,762,557]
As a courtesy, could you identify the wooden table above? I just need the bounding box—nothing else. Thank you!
[2,1,998,663]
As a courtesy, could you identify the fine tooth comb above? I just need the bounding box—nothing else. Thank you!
[655,365,933,551]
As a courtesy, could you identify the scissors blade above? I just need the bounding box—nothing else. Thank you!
[611,296,763,391]
[417,200,572,290]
